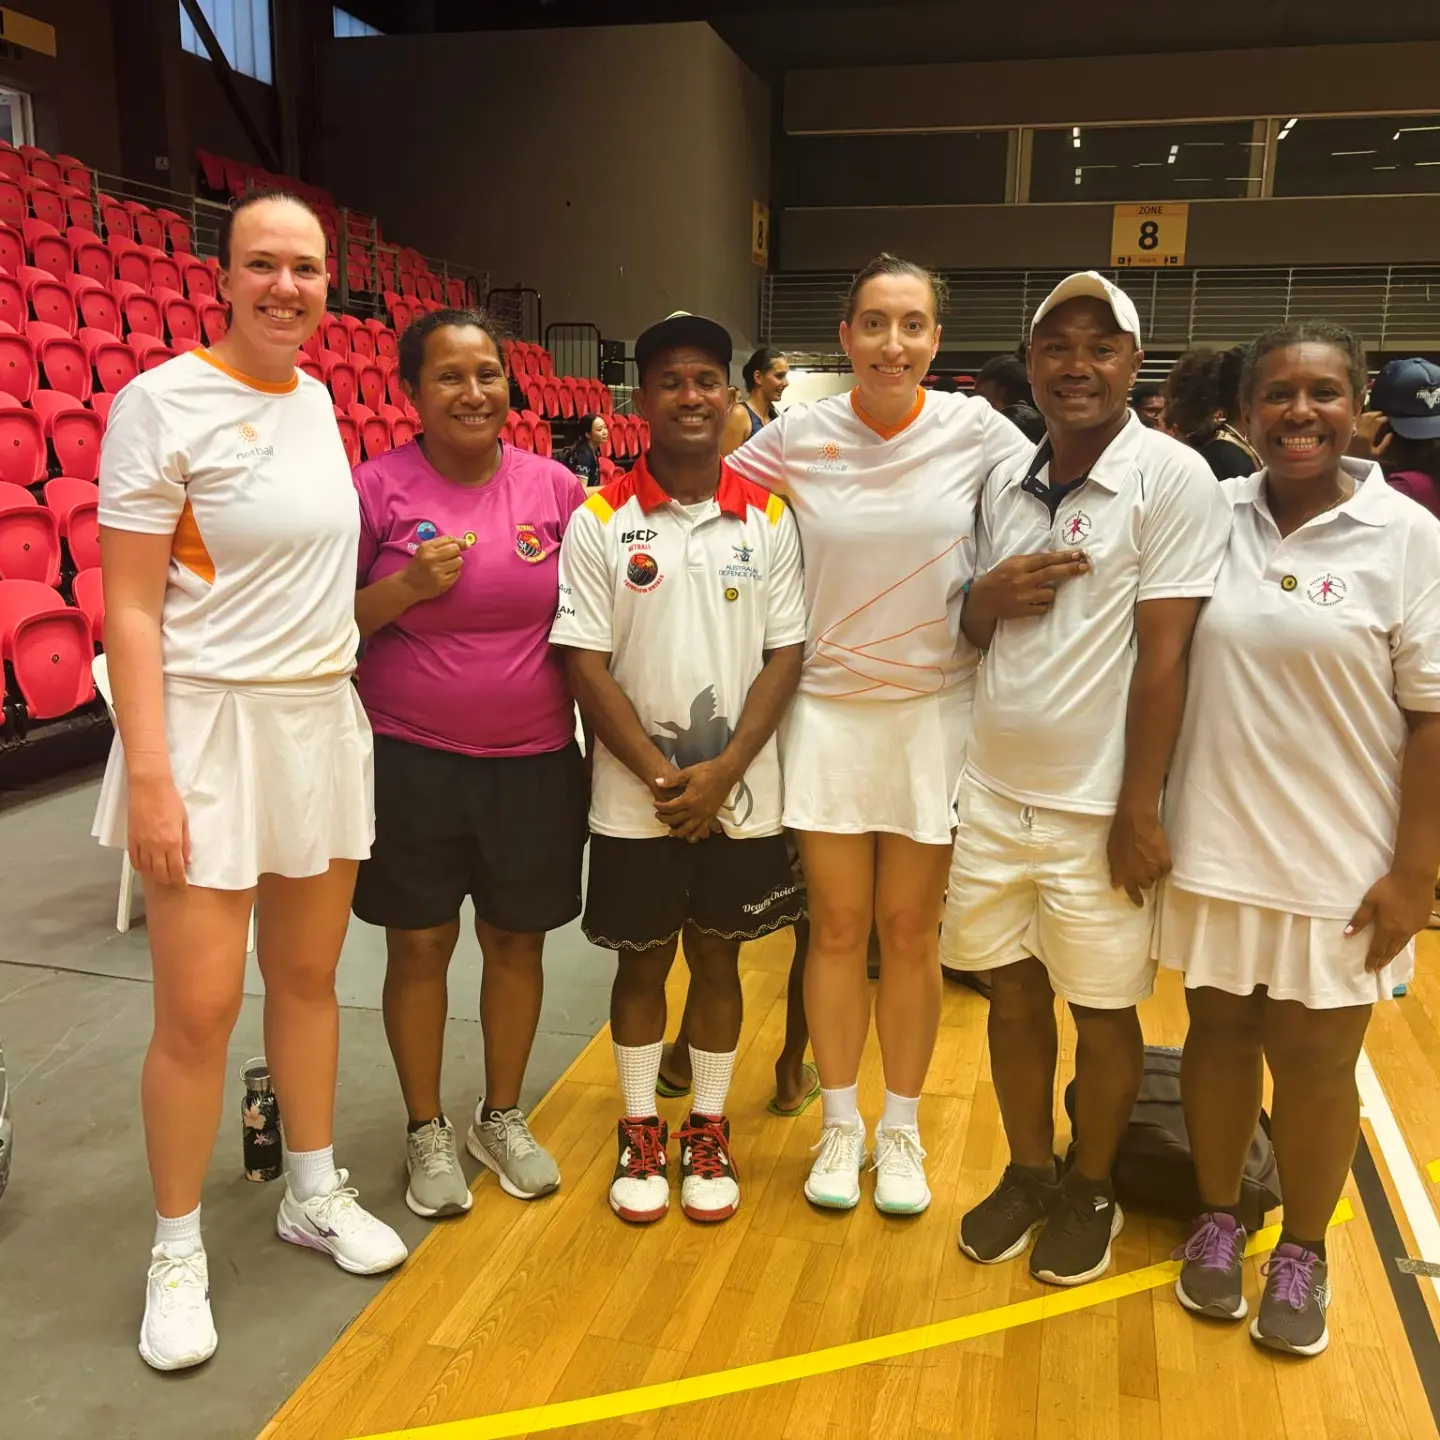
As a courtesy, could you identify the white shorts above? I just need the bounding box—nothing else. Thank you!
[940,773,1156,1009]
[779,681,972,846]
[94,675,375,892]
[1155,885,1413,1010]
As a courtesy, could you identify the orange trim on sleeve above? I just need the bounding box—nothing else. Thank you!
[172,499,216,583]
[193,346,299,395]
[850,386,925,441]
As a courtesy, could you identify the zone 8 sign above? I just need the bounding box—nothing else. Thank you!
[1110,204,1189,269]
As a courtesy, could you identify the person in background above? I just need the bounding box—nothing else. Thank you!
[727,254,1032,1217]
[553,311,808,1227]
[946,272,1230,1288]
[1350,356,1440,523]
[95,189,406,1373]
[1158,322,1440,1357]
[352,308,588,1219]
[565,413,610,492]
[973,354,1047,443]
[722,346,790,456]
[1130,382,1166,429]
[1164,345,1260,479]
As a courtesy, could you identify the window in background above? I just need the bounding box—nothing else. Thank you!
[0,87,33,147]
[333,7,382,38]
[780,131,1010,208]
[1274,114,1440,196]
[1030,121,1257,203]
[179,0,273,86]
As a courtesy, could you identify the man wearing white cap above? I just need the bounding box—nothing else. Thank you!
[943,273,1231,1287]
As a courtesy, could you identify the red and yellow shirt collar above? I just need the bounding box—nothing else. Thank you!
[628,453,752,519]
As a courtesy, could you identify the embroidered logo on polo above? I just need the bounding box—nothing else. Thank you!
[625,552,662,591]
[808,440,848,474]
[515,524,547,562]
[1305,572,1348,607]
[1061,511,1092,544]
[720,539,762,584]
[415,521,438,543]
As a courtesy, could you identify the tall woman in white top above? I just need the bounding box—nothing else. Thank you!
[96,191,405,1373]
[1158,322,1440,1358]
[727,254,1030,1213]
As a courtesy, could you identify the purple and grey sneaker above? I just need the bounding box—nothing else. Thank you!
[1251,1243,1330,1356]
[1174,1212,1248,1320]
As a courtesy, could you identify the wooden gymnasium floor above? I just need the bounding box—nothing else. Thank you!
[260,928,1440,1440]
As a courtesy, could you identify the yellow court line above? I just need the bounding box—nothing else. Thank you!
[1427,1159,1440,1184]
[353,1199,1355,1440]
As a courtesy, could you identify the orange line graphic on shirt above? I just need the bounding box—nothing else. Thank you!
[818,538,965,698]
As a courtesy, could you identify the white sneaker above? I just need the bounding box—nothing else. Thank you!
[804,1120,867,1210]
[873,1124,931,1215]
[677,1113,740,1223]
[138,1242,217,1372]
[276,1168,408,1275]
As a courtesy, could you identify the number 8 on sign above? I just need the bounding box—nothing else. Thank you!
[1110,203,1189,270]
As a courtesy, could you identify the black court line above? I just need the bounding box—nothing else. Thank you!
[1352,1131,1440,1425]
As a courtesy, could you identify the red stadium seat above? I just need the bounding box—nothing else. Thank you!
[320,351,357,409]
[181,259,215,302]
[0,331,35,403]
[42,474,97,529]
[21,147,61,186]
[298,357,322,383]
[73,564,103,645]
[0,485,59,581]
[158,209,192,255]
[57,155,90,191]
[349,325,375,360]
[511,416,534,452]
[86,333,138,395]
[63,193,94,233]
[541,380,560,419]
[32,331,90,400]
[356,361,384,412]
[90,392,115,424]
[26,277,76,335]
[556,377,577,420]
[64,495,99,568]
[0,222,19,277]
[359,413,391,459]
[532,417,553,458]
[128,205,165,251]
[146,251,181,295]
[118,288,163,339]
[127,334,173,370]
[36,398,101,478]
[22,221,68,281]
[390,413,417,447]
[0,178,22,229]
[68,276,120,334]
[198,302,227,345]
[320,315,349,357]
[196,151,226,192]
[69,230,113,284]
[0,583,94,717]
[99,197,132,241]
[160,296,199,348]
[0,274,22,334]
[0,149,22,182]
[335,414,360,467]
[365,318,397,360]
[109,240,149,289]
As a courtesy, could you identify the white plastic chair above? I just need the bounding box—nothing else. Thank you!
[92,654,255,951]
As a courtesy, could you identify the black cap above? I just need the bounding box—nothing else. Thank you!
[634,311,732,383]
[1369,357,1440,440]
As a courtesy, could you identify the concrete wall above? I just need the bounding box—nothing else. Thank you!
[317,22,772,350]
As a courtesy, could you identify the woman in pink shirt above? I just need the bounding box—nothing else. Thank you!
[352,309,588,1219]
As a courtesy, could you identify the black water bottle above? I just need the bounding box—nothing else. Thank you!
[241,1057,282,1182]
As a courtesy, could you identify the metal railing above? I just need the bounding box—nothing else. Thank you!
[762,265,1440,354]
[487,287,542,345]
[544,322,601,380]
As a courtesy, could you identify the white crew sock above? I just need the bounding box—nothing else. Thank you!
[689,1046,737,1119]
[880,1089,921,1132]
[820,1082,862,1129]
[613,1039,664,1119]
[154,1203,202,1251]
[284,1143,338,1202]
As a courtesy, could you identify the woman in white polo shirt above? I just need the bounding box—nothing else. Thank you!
[727,254,1031,1214]
[1158,321,1440,1358]
[95,190,405,1373]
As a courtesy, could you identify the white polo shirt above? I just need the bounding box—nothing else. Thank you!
[1166,461,1440,919]
[726,388,1031,701]
[550,456,807,840]
[967,410,1231,815]
[98,347,360,683]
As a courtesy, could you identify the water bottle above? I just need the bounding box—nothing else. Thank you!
[241,1057,282,1182]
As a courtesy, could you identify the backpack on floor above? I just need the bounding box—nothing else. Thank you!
[1062,1044,1281,1231]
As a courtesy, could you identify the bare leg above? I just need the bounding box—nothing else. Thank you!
[476,919,546,1112]
[381,919,461,1123]
[1068,1004,1144,1182]
[774,919,812,1109]
[681,924,744,1055]
[1181,986,1265,1207]
[986,956,1058,1168]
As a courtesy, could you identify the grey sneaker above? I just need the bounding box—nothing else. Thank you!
[1251,1243,1330,1356]
[1174,1212,1248,1320]
[405,1118,474,1218]
[467,1107,560,1200]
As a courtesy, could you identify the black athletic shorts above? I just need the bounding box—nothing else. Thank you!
[353,734,587,934]
[582,832,806,951]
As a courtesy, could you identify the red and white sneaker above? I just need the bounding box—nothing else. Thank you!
[608,1116,669,1223]
[677,1113,739,1223]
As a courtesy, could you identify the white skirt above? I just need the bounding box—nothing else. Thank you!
[779,680,972,846]
[93,675,375,892]
[1155,884,1413,1010]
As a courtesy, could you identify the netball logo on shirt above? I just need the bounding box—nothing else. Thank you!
[234,420,274,461]
[1305,572,1348,607]
[515,524,548,563]
[1061,511,1092,544]
[808,440,848,474]
[625,552,662,592]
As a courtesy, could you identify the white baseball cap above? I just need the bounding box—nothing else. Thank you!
[1030,271,1143,349]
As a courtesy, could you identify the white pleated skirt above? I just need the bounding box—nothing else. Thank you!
[1155,884,1413,1010]
[93,674,375,892]
[779,680,973,846]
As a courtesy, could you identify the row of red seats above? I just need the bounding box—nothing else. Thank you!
[302,314,398,364]
[505,339,553,381]
[0,389,104,484]
[384,292,448,333]
[2,269,227,352]
[0,142,89,193]
[335,402,419,465]
[603,415,650,461]
[522,375,614,423]
[0,321,194,415]
[303,350,414,421]
[0,476,100,584]
[0,575,98,730]
[0,215,216,299]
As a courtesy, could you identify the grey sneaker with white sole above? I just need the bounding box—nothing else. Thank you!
[467,1106,560,1200]
[405,1117,473,1218]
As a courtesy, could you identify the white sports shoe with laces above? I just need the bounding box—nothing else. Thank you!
[804,1120,867,1210]
[873,1123,931,1214]
[139,1241,218,1371]
[275,1168,408,1275]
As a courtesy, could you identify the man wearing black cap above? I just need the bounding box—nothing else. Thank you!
[551,312,808,1227]
[1353,356,1440,522]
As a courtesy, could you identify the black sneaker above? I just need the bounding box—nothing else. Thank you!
[1174,1212,1248,1320]
[958,1162,1060,1264]
[1029,1173,1123,1287]
[1251,1243,1330,1356]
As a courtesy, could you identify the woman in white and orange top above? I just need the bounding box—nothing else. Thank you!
[727,253,1031,1215]
[95,190,405,1374]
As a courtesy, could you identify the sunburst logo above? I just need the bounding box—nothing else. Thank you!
[236,422,260,444]
[820,441,841,462]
